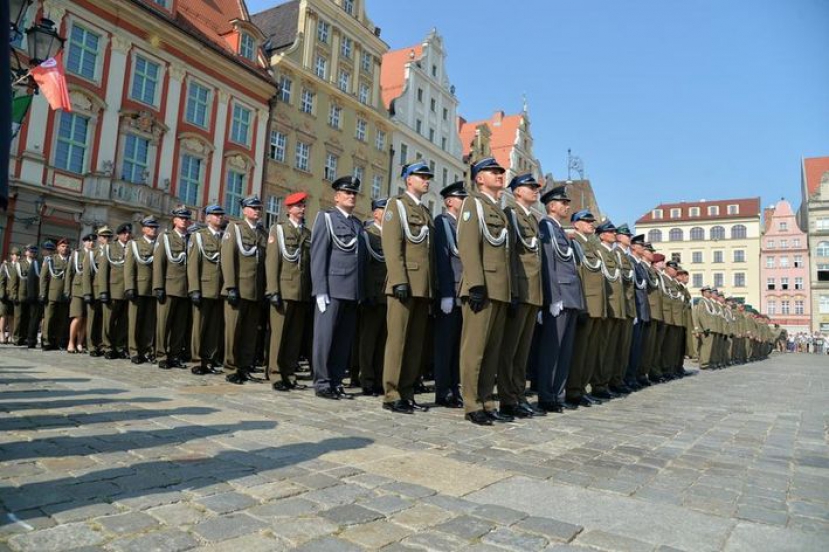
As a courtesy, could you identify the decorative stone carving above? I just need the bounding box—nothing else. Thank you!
[181,137,207,155]
[42,0,68,23]
[228,154,248,171]
[111,35,132,54]
[218,90,230,103]
[168,63,186,80]
[122,110,168,142]
[69,90,93,112]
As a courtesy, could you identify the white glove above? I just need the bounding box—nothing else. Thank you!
[316,293,330,313]
[537,311,544,325]
[440,297,454,315]
[550,300,563,317]
[634,317,639,325]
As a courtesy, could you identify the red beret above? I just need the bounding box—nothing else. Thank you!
[652,253,666,263]
[285,192,308,206]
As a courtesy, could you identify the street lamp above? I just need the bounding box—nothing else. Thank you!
[26,18,64,65]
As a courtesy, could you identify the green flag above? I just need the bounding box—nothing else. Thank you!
[11,94,33,138]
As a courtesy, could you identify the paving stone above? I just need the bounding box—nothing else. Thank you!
[319,504,384,526]
[515,516,584,542]
[191,512,268,542]
[401,530,471,551]
[248,497,320,518]
[269,516,339,546]
[575,530,654,552]
[107,528,199,552]
[196,491,258,514]
[43,500,122,524]
[341,520,413,548]
[294,474,342,490]
[382,482,438,499]
[95,511,160,535]
[7,522,105,551]
[147,503,207,526]
[294,536,365,552]
[391,504,454,530]
[471,503,528,525]
[481,527,549,551]
[434,515,495,540]
[735,504,789,526]
[191,533,289,551]
[359,495,415,515]
[302,484,373,507]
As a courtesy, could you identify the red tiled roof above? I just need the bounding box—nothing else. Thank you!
[458,111,523,170]
[636,197,761,224]
[803,156,829,196]
[380,45,422,110]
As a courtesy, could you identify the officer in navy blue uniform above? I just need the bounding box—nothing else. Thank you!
[536,185,584,411]
[310,176,368,399]
[625,233,652,388]
[433,181,467,408]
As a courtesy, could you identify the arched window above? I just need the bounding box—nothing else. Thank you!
[710,226,725,240]
[690,227,705,240]
[648,229,662,243]
[817,241,829,257]
[669,228,683,242]
[731,224,747,239]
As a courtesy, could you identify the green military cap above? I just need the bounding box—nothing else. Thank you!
[97,225,114,237]
[615,223,633,236]
[10,247,21,255]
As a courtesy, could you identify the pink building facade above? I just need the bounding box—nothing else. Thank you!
[761,199,811,332]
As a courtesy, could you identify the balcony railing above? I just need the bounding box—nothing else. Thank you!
[84,174,175,214]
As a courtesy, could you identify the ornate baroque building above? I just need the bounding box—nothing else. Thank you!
[797,156,829,331]
[2,0,275,256]
[253,0,390,225]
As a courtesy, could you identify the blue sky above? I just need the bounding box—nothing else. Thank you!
[248,0,829,226]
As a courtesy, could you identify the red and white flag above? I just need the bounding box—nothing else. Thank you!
[30,51,72,112]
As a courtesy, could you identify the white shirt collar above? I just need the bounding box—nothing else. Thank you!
[335,206,351,219]
[208,226,222,237]
[448,211,458,220]
[143,236,154,244]
[245,219,258,229]
[174,229,186,239]
[405,191,422,206]
[288,217,301,229]
[480,190,498,205]
[517,203,532,216]
[601,242,614,251]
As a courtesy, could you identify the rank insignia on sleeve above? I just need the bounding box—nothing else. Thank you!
[462,211,471,222]
[385,210,393,222]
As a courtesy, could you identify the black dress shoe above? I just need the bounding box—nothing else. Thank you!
[485,410,514,423]
[436,395,464,408]
[500,404,532,418]
[637,377,652,387]
[104,351,119,360]
[131,356,145,365]
[610,385,631,395]
[362,388,375,396]
[191,365,210,375]
[158,361,172,370]
[538,401,563,413]
[226,372,246,385]
[315,388,340,400]
[520,401,547,416]
[88,349,103,357]
[465,410,493,426]
[335,386,355,399]
[592,390,612,400]
[561,401,578,410]
[383,400,414,414]
[272,379,294,391]
[584,394,604,405]
[577,397,593,407]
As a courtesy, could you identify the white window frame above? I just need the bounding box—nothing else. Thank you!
[269,130,287,163]
[355,118,367,141]
[185,79,211,129]
[652,209,663,219]
[317,20,330,44]
[129,52,163,107]
[295,141,310,172]
[121,133,151,184]
[727,204,739,215]
[265,196,282,227]
[371,174,382,199]
[340,36,353,59]
[328,104,342,129]
[178,153,203,206]
[240,32,256,61]
[361,51,372,72]
[315,55,328,80]
[230,103,252,147]
[54,111,90,174]
[358,82,370,104]
[670,208,681,218]
[338,69,350,92]
[375,129,385,150]
[66,21,102,83]
[300,89,314,114]
[225,169,245,217]
[708,205,720,216]
[278,75,292,103]
[324,152,338,181]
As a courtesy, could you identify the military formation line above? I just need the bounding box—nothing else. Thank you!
[0,157,776,426]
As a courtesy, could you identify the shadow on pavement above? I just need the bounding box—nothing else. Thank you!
[0,388,127,401]
[0,436,373,521]
[0,378,92,385]
[0,406,220,431]
[0,396,169,412]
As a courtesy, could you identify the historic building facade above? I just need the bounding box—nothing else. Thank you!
[2,0,275,256]
[253,0,390,224]
[760,199,810,333]
[636,198,762,306]
[798,156,829,331]
[379,29,465,215]
[458,108,540,185]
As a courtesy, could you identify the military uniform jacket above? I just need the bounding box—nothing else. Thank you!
[0,261,9,301]
[571,232,606,318]
[265,219,311,302]
[40,254,69,302]
[680,284,693,333]
[657,271,675,326]
[669,279,684,328]
[221,220,266,302]
[457,190,512,304]
[382,193,434,299]
[187,227,224,300]
[434,213,462,300]
[153,230,188,298]
[693,297,714,332]
[124,237,156,297]
[361,222,387,304]
[82,246,102,298]
[24,258,40,303]
[538,217,583,311]
[66,250,86,299]
[630,255,651,322]
[310,208,367,302]
[645,263,663,323]
[97,241,127,299]
[505,205,542,307]
[9,260,25,303]
[616,247,636,319]
[598,243,625,320]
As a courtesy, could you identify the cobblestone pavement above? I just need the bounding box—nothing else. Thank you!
[1,346,828,552]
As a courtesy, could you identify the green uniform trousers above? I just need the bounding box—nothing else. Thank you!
[460,299,507,414]
[128,297,155,358]
[567,316,601,400]
[383,297,429,403]
[224,299,260,374]
[192,298,224,365]
[497,303,538,406]
[267,300,308,380]
[103,300,128,354]
[358,303,386,393]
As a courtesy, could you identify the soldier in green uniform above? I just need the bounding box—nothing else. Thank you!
[638,244,661,385]
[222,195,267,384]
[125,217,158,364]
[84,227,112,356]
[24,244,44,348]
[611,224,636,394]
[358,198,388,396]
[154,207,192,369]
[266,193,312,389]
[457,157,514,426]
[382,161,435,414]
[66,236,94,352]
[566,210,607,407]
[694,286,716,369]
[648,252,671,381]
[664,260,685,377]
[676,269,696,365]
[40,238,70,350]
[0,249,17,343]
[592,220,625,399]
[98,223,131,359]
[10,245,37,346]
[188,205,226,375]
[500,173,546,417]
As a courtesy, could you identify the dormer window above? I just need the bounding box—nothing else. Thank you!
[652,208,663,220]
[343,0,355,15]
[240,32,255,61]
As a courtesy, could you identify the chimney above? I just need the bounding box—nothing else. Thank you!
[491,110,505,126]
[763,206,775,233]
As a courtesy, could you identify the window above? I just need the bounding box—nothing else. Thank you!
[669,228,683,242]
[647,229,662,243]
[416,119,422,134]
[727,204,739,215]
[300,89,314,114]
[278,75,292,103]
[375,129,385,150]
[780,256,789,268]
[795,277,804,290]
[708,205,720,216]
[338,69,350,92]
[690,227,705,240]
[793,238,800,247]
[818,241,829,257]
[731,224,747,239]
[340,36,352,59]
[131,55,160,105]
[713,273,724,287]
[733,250,746,263]
[239,33,255,61]
[295,141,310,172]
[399,143,408,165]
[185,81,211,128]
[428,128,435,143]
[355,118,367,141]
[178,154,202,206]
[361,52,372,72]
[779,221,788,231]
[768,300,777,315]
[269,131,286,162]
[652,209,663,219]
[442,167,448,186]
[230,104,251,146]
[692,251,703,264]
[317,19,330,43]
[121,134,149,183]
[353,165,364,182]
[819,219,829,231]
[328,104,341,129]
[689,206,700,217]
[794,255,803,268]
[821,296,829,314]
[54,112,89,174]
[324,153,338,181]
[265,196,281,227]
[343,0,354,15]
[781,277,789,290]
[710,226,725,240]
[733,273,746,287]
[432,64,437,77]
[766,256,774,268]
[441,136,447,151]
[780,239,788,248]
[315,55,328,79]
[767,239,774,248]
[795,301,804,315]
[225,170,244,217]
[670,208,681,218]
[430,98,436,112]
[66,24,99,80]
[371,174,382,199]
[781,301,790,315]
[692,273,703,288]
[359,82,370,104]
[417,88,423,102]
[766,278,775,291]
[713,251,724,263]
[443,107,448,121]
